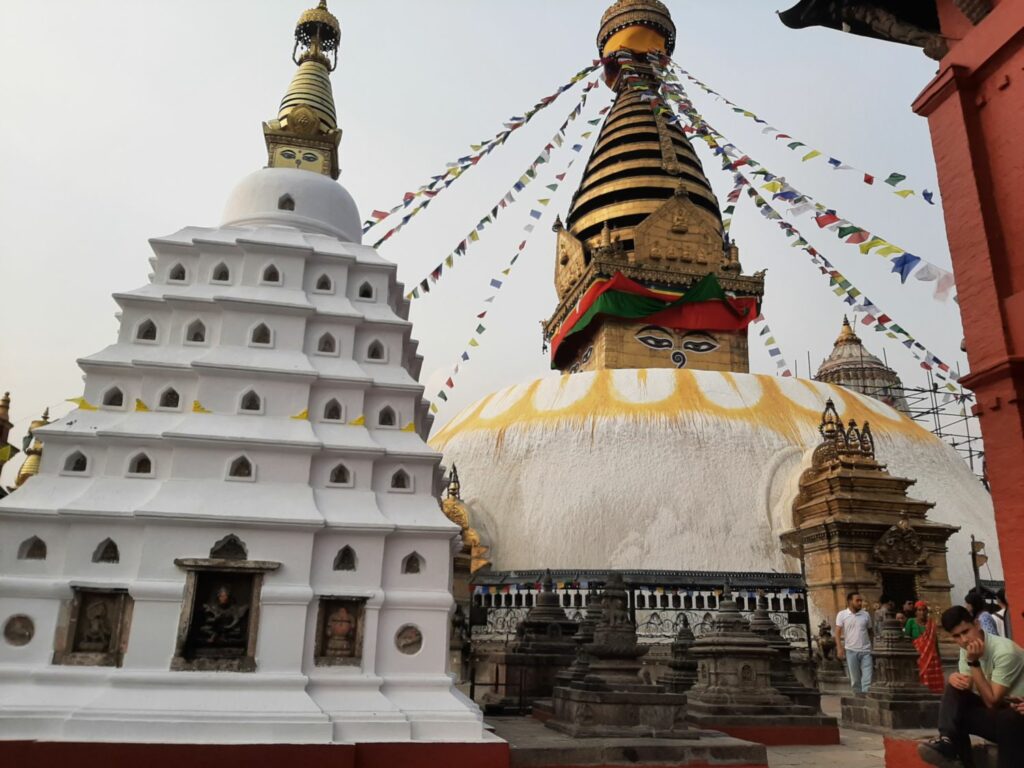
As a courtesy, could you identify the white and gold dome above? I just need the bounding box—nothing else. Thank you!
[431,368,998,597]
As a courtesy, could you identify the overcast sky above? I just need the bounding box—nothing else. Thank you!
[0,1,961,486]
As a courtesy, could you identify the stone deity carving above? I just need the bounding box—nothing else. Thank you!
[325,605,356,656]
[198,585,249,647]
[78,601,112,652]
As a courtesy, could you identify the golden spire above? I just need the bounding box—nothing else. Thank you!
[835,315,860,346]
[263,1,342,179]
[15,408,49,489]
[598,0,676,58]
[0,391,10,423]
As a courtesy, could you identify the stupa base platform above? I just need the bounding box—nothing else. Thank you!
[840,692,940,732]
[685,714,840,746]
[0,738,511,768]
[489,715,768,768]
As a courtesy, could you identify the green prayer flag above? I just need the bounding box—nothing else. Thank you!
[476,324,486,334]
[837,225,863,239]
[884,172,908,187]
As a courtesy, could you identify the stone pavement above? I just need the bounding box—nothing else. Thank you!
[767,696,884,768]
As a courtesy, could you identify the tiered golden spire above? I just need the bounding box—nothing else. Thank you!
[263,1,342,179]
[835,315,860,346]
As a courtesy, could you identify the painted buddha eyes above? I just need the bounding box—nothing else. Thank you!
[281,149,297,160]
[682,339,717,353]
[634,326,720,368]
[302,152,318,162]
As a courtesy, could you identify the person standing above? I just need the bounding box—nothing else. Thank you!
[905,601,944,694]
[917,606,1024,768]
[836,591,874,693]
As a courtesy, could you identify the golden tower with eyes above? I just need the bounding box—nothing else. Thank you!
[263,1,343,179]
[544,0,764,374]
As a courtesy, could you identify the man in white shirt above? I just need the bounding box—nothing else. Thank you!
[836,591,874,693]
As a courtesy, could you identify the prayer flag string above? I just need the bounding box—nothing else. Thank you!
[733,173,962,392]
[404,82,608,300]
[362,61,602,245]
[672,62,938,207]
[752,314,794,377]
[428,153,587,412]
[645,57,956,304]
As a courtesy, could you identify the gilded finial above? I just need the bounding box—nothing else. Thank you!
[263,1,343,179]
[446,463,461,499]
[819,398,840,437]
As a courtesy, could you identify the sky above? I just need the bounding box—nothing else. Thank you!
[0,1,964,487]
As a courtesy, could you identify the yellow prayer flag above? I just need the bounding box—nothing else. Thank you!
[802,150,822,162]
[66,396,97,411]
[430,403,439,414]
[290,409,309,421]
[501,268,511,276]
[134,399,150,412]
[858,237,887,255]
[761,181,783,193]
[192,400,211,414]
[469,231,480,242]
[401,421,416,433]
[876,245,903,257]
[468,338,480,347]
[893,189,915,198]
[444,255,454,267]
[350,415,366,426]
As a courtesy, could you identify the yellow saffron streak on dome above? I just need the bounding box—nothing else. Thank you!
[430,370,930,451]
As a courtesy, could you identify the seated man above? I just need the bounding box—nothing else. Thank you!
[918,606,1024,768]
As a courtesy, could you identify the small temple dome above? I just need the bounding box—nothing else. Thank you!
[221,167,362,243]
[816,317,909,412]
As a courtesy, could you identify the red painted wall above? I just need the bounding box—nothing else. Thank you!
[913,0,1024,640]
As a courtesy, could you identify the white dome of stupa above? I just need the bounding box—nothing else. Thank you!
[431,369,1001,603]
[222,166,362,243]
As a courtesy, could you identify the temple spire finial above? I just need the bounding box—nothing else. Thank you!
[263,1,342,179]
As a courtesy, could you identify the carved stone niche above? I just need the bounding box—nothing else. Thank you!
[171,538,280,672]
[314,597,367,667]
[53,587,134,667]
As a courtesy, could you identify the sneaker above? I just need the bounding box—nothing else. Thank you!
[917,737,962,768]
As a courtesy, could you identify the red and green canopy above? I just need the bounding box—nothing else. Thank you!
[550,271,759,368]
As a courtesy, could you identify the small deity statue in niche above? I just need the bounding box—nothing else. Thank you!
[671,211,690,235]
[324,605,356,657]
[198,585,248,647]
[649,242,663,261]
[78,600,112,652]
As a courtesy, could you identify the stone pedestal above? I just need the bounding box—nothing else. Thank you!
[841,610,940,732]
[546,575,690,739]
[660,614,697,694]
[685,589,838,745]
[748,594,822,710]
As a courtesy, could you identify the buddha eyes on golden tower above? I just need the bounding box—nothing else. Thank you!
[545,0,765,375]
[263,1,343,179]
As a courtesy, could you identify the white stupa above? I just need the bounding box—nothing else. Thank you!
[0,2,485,745]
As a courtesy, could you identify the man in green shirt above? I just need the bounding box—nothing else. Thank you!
[918,606,1024,768]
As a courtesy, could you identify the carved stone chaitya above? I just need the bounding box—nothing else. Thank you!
[659,614,697,694]
[781,399,959,625]
[53,588,133,667]
[685,588,837,737]
[747,593,822,710]
[315,597,366,665]
[841,608,940,731]
[491,572,580,711]
[546,574,691,738]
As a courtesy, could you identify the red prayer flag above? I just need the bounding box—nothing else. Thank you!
[815,213,840,228]
[403,192,416,202]
[370,210,389,220]
[864,174,874,185]
[445,377,455,388]
[845,230,871,245]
